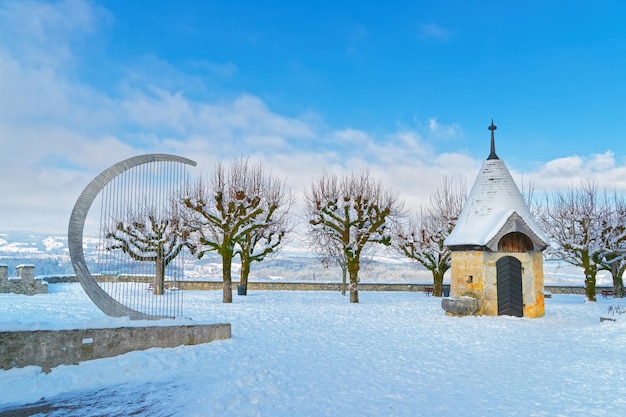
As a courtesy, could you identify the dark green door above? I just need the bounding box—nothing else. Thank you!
[496,256,523,317]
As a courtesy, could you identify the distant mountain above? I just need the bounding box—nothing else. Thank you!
[0,230,432,283]
[0,231,73,276]
[0,230,602,286]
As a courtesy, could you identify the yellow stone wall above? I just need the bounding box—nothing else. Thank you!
[449,251,485,300]
[449,250,545,318]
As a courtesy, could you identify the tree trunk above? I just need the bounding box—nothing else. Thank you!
[584,272,597,302]
[348,260,359,303]
[582,254,597,302]
[613,273,625,298]
[432,270,444,297]
[608,262,624,298]
[240,256,250,295]
[222,252,233,303]
[341,266,347,296]
[154,254,164,296]
[614,279,625,298]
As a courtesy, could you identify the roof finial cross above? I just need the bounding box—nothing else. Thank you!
[487,119,499,160]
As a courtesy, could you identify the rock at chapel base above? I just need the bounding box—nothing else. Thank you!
[441,297,482,316]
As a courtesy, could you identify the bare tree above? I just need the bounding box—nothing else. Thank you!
[308,226,349,295]
[105,203,194,295]
[309,231,377,296]
[181,158,289,303]
[521,180,538,213]
[305,171,404,303]
[395,176,466,296]
[540,182,607,301]
[237,174,292,295]
[594,192,626,298]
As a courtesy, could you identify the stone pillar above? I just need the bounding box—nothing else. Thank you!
[16,264,35,280]
[0,265,7,281]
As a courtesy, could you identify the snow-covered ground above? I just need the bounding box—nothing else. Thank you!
[1,284,626,416]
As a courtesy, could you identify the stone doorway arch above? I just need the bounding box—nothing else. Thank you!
[498,232,533,252]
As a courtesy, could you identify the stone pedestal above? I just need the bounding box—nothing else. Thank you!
[16,265,35,280]
[442,297,482,316]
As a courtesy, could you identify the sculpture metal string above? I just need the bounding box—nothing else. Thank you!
[69,154,196,319]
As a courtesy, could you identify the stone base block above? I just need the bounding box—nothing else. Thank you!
[442,297,482,316]
[0,323,231,372]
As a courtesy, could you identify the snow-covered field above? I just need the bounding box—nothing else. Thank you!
[1,284,626,416]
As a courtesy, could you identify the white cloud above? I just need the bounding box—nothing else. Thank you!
[590,151,616,171]
[515,151,626,192]
[3,0,626,236]
[538,155,584,177]
[121,89,195,134]
[394,131,430,156]
[427,117,462,140]
[0,52,114,130]
[244,134,287,149]
[333,128,371,145]
[418,23,451,42]
[0,0,107,69]
[119,55,236,100]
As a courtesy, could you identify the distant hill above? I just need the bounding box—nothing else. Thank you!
[0,230,432,283]
[0,231,74,276]
[0,230,603,286]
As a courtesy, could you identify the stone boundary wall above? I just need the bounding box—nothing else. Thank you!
[39,275,614,295]
[172,281,434,292]
[0,323,231,373]
[544,286,588,295]
[170,281,614,295]
[41,275,79,283]
[0,264,48,295]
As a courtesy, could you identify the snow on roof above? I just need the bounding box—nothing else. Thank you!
[444,157,548,250]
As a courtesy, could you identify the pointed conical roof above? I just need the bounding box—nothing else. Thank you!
[444,123,548,251]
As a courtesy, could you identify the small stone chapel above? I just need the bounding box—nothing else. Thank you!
[443,121,549,318]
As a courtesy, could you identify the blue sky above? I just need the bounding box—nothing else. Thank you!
[1,0,626,233]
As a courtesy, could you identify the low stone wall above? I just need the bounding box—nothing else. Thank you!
[37,275,616,295]
[172,281,433,292]
[0,264,48,295]
[543,286,588,295]
[0,323,231,373]
[41,275,79,284]
[171,281,614,295]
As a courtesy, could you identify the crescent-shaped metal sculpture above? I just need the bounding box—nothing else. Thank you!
[68,154,197,320]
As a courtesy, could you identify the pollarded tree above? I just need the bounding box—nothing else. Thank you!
[594,192,626,298]
[596,251,626,298]
[305,171,404,303]
[237,175,292,295]
[105,204,195,295]
[540,182,608,302]
[395,176,466,297]
[181,158,290,303]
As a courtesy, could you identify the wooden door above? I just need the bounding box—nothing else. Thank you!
[496,256,524,317]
